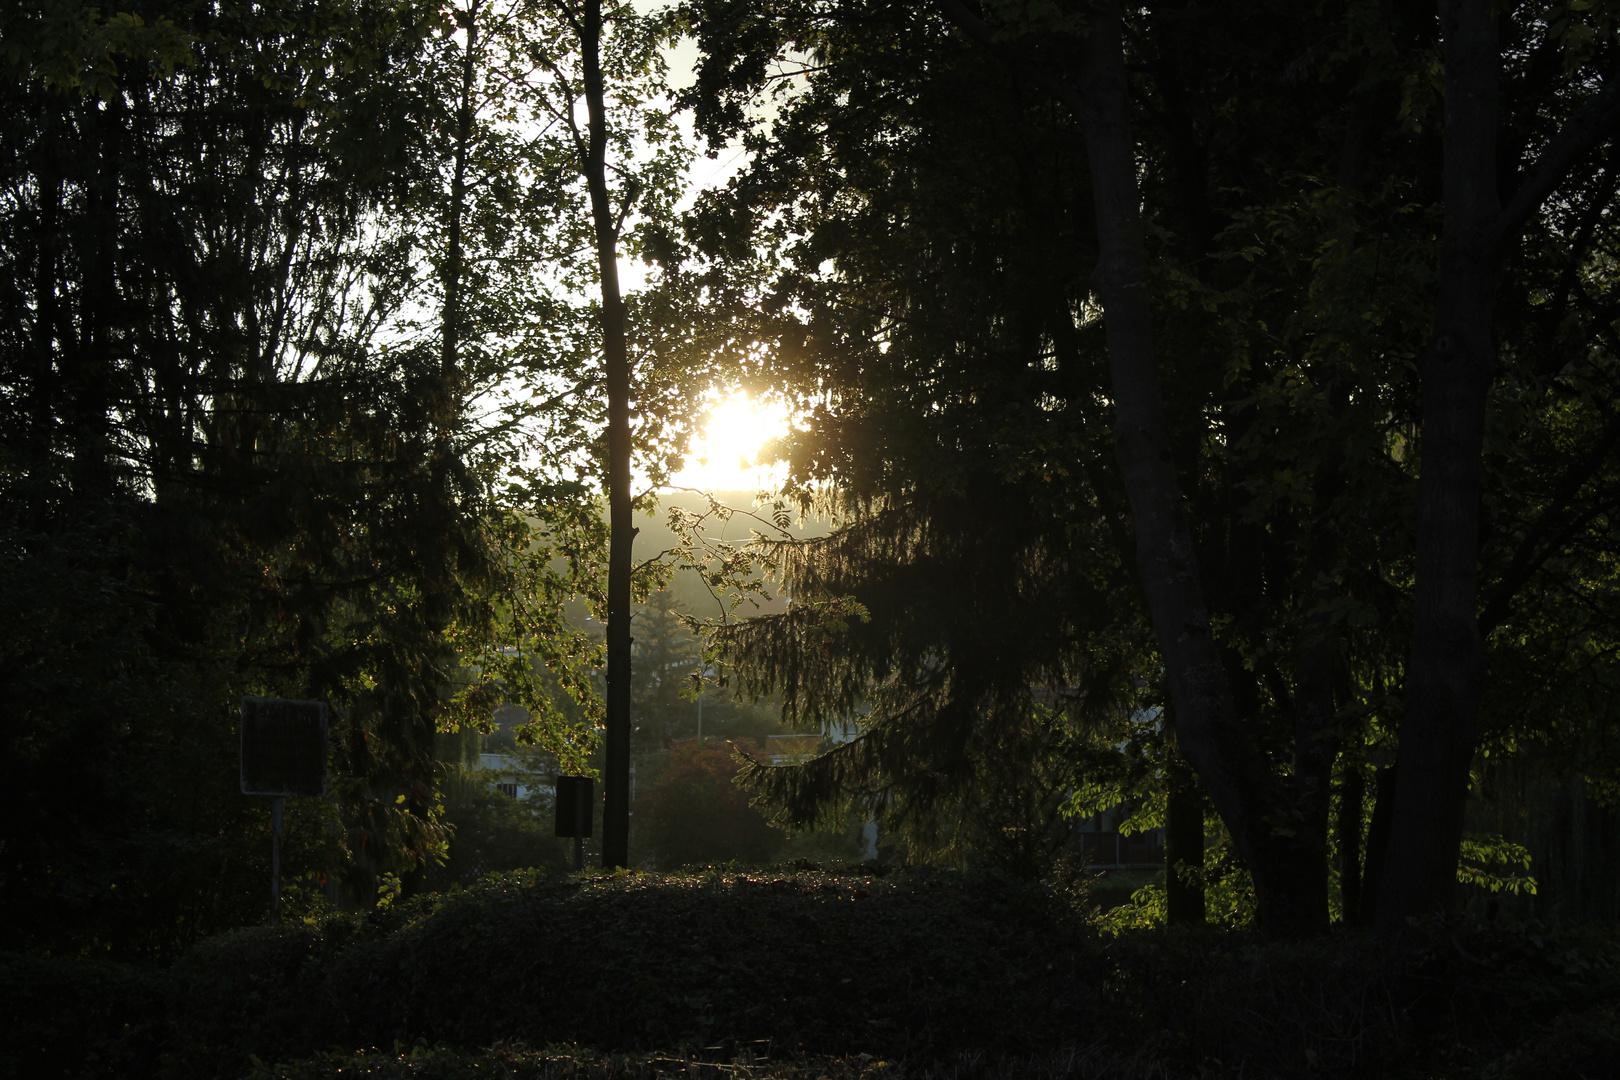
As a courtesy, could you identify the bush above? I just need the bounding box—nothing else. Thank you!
[0,952,169,1080]
[166,867,1098,1077]
[20,869,1620,1080]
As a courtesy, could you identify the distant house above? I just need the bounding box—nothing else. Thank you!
[1074,805,1165,869]
[478,753,537,801]
[760,733,822,763]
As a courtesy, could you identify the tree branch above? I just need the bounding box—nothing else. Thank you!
[1495,80,1620,249]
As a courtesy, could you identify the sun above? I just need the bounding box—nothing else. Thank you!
[670,391,793,492]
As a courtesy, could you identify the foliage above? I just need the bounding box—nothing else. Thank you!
[0,0,512,950]
[1096,866,1258,936]
[419,767,569,891]
[672,0,1620,929]
[1456,834,1538,897]
[239,1045,1172,1080]
[0,0,710,951]
[10,870,1614,1080]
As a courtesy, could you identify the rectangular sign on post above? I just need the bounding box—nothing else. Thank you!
[240,697,328,924]
[555,775,593,872]
[240,697,329,797]
[554,775,593,837]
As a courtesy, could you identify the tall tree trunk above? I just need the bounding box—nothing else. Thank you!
[1075,0,1327,937]
[29,99,62,524]
[579,0,634,868]
[1366,0,1620,928]
[73,94,122,499]
[1374,0,1499,928]
[1291,385,1351,924]
[441,0,480,407]
[1337,757,1366,925]
[401,1,483,905]
[1164,741,1206,927]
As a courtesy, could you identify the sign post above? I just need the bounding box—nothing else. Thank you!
[240,697,329,923]
[554,775,593,872]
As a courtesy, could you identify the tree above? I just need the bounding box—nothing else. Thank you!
[486,0,693,867]
[0,0,490,948]
[0,0,658,947]
[676,0,1620,934]
[1376,0,1620,927]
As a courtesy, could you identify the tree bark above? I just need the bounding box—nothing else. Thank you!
[1359,764,1398,926]
[578,0,635,868]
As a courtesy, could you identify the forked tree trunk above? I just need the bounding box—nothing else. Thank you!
[938,0,1332,935]
[1372,0,1620,928]
[1075,0,1327,937]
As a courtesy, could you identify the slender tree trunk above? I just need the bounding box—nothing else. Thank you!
[1359,763,1398,926]
[400,2,484,905]
[1164,743,1206,926]
[1374,0,1499,929]
[579,0,634,868]
[1337,758,1366,925]
[441,1,480,406]
[1291,386,1351,922]
[30,101,62,521]
[73,94,122,499]
[1076,0,1327,937]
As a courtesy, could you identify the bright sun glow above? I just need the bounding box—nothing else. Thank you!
[670,391,793,492]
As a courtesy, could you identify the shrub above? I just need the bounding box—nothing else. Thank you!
[165,867,1098,1077]
[36,868,1618,1080]
[0,952,169,1080]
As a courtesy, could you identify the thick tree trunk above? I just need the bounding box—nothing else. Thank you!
[1076,0,1327,937]
[1374,0,1498,929]
[579,0,634,868]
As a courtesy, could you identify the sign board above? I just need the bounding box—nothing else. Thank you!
[240,697,329,797]
[554,775,593,838]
